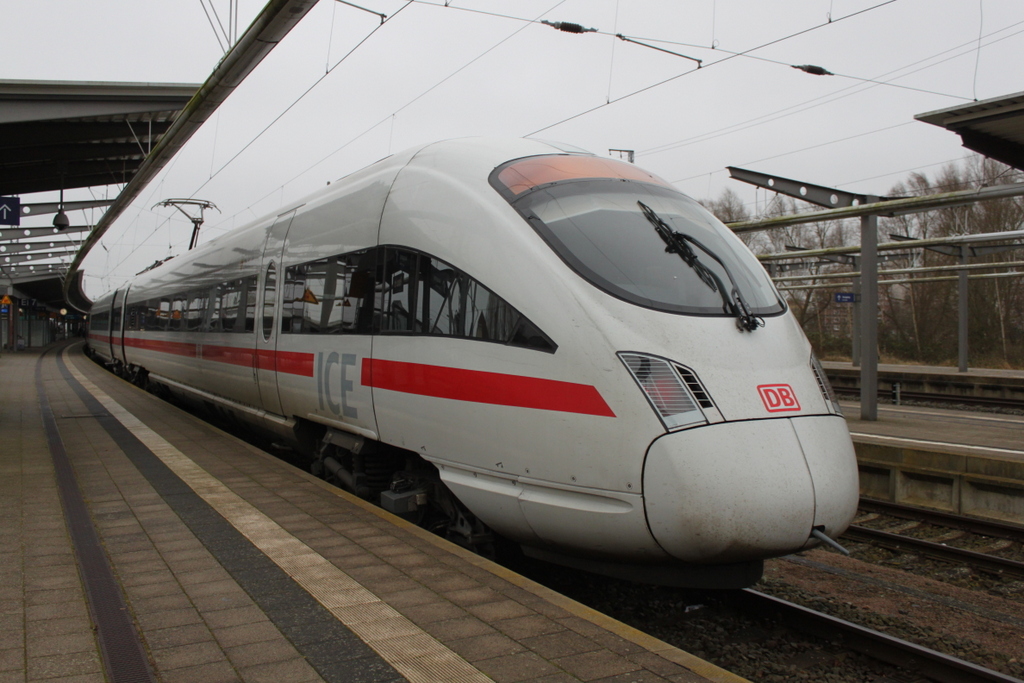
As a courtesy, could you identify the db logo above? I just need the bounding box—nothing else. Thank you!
[757,384,801,412]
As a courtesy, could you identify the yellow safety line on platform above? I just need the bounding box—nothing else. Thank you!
[62,350,493,683]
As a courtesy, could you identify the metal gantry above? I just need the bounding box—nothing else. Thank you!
[727,169,1024,421]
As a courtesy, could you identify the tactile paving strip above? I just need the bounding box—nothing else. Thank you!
[36,351,156,683]
[60,349,493,683]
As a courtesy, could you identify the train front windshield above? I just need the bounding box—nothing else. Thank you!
[492,155,784,318]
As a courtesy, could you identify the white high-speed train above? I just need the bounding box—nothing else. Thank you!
[87,138,859,588]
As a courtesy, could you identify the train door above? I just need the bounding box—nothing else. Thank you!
[254,208,298,417]
[117,285,131,366]
[109,288,124,363]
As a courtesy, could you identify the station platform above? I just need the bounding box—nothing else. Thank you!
[821,360,1024,407]
[0,341,740,683]
[839,401,1024,522]
[842,401,1024,457]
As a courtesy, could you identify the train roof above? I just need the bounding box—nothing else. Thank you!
[106,138,594,302]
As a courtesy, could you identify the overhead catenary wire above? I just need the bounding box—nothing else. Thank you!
[671,121,917,186]
[83,1,1024,293]
[199,0,569,241]
[641,19,1024,160]
[525,0,900,137]
[198,0,230,53]
[101,0,570,281]
[189,1,415,201]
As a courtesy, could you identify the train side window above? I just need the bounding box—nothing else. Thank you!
[422,258,463,335]
[170,294,186,331]
[262,263,277,341]
[282,264,312,334]
[158,298,171,331]
[243,276,258,333]
[144,299,159,331]
[112,305,122,332]
[186,291,208,332]
[218,280,243,333]
[150,299,160,331]
[510,317,555,351]
[208,285,222,332]
[379,248,420,333]
[343,249,378,335]
[375,246,555,352]
[283,248,376,335]
[465,281,518,342]
[91,311,109,332]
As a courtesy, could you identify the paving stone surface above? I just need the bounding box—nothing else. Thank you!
[0,343,735,683]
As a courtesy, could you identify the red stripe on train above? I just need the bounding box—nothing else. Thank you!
[202,344,256,368]
[256,348,314,377]
[117,338,313,376]
[361,358,615,417]
[123,336,197,357]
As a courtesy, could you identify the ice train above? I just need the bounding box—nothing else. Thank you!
[87,138,859,588]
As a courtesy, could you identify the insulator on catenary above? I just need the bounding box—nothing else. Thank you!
[792,64,834,76]
[541,20,598,34]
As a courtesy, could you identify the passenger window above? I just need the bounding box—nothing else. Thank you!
[170,295,186,331]
[422,259,463,335]
[145,299,160,331]
[208,285,222,332]
[283,249,377,335]
[218,280,244,333]
[274,245,555,352]
[282,265,314,333]
[158,298,171,331]
[377,246,556,352]
[186,291,208,332]
[244,276,258,333]
[380,249,419,332]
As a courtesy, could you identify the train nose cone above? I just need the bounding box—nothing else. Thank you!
[642,416,859,564]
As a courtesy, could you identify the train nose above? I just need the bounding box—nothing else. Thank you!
[642,416,859,564]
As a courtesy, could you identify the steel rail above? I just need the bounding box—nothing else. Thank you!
[843,525,1024,578]
[729,589,1024,683]
[832,385,1024,410]
[857,498,1024,542]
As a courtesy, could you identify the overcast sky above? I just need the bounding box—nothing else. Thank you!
[3,0,1022,297]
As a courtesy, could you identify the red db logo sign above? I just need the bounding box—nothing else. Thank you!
[757,384,801,412]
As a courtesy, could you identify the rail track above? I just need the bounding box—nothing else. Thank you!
[833,385,1024,411]
[858,499,1024,542]
[727,589,1023,683]
[843,498,1024,579]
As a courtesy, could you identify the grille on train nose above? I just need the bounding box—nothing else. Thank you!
[618,352,712,429]
[810,353,843,416]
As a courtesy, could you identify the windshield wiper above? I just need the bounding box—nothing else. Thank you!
[638,201,763,332]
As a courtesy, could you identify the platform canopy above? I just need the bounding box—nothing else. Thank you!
[0,79,198,310]
[916,91,1024,172]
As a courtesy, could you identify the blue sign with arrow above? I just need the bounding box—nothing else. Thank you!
[0,197,20,226]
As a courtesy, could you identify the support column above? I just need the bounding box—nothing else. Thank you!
[860,207,879,421]
[851,263,861,367]
[958,246,969,372]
